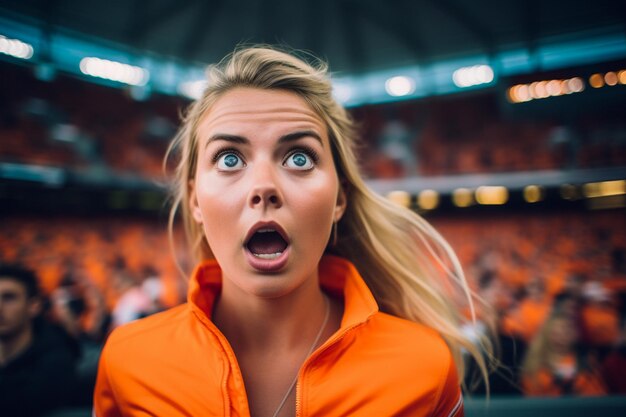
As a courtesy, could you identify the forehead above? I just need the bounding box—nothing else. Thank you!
[0,278,27,294]
[198,88,326,134]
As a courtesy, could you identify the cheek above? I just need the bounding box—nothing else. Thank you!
[5,303,26,319]
[194,175,246,246]
[290,176,338,232]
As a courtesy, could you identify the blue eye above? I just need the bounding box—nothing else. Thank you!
[285,152,314,170]
[217,152,244,170]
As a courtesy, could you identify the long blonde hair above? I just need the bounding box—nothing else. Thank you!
[522,311,577,377]
[165,45,492,385]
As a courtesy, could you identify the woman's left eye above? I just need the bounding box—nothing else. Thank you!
[216,152,245,170]
[284,152,314,170]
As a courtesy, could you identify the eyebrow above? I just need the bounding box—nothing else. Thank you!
[206,130,324,148]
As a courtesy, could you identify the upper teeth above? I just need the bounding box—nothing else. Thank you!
[257,228,276,233]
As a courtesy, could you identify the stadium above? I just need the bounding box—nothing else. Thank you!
[1,1,625,416]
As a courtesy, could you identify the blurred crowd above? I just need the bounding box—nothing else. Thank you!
[0,62,177,180]
[2,62,626,182]
[1,209,625,415]
[0,216,187,416]
[355,95,626,178]
[433,211,626,396]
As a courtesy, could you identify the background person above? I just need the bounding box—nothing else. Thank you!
[0,264,80,417]
[521,310,606,396]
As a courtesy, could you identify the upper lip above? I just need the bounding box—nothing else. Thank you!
[243,220,290,246]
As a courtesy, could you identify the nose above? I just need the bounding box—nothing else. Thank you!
[247,162,283,209]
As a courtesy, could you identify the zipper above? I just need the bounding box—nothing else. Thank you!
[294,320,371,417]
[221,356,232,417]
[217,327,252,417]
[191,305,251,417]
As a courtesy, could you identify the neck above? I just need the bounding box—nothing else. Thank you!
[0,326,33,366]
[213,276,330,353]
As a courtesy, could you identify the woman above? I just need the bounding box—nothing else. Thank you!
[521,310,606,396]
[94,46,489,417]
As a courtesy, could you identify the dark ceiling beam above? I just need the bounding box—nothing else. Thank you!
[39,0,59,62]
[304,0,326,56]
[522,0,540,70]
[427,0,495,54]
[261,0,275,43]
[126,0,195,44]
[338,0,368,73]
[180,0,223,61]
[345,0,427,63]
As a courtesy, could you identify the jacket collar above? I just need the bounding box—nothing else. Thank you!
[187,255,379,330]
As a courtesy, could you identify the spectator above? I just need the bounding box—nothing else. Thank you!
[466,271,526,395]
[580,281,620,356]
[600,292,626,394]
[109,260,156,329]
[50,271,109,407]
[0,264,80,416]
[521,311,606,396]
[504,276,551,343]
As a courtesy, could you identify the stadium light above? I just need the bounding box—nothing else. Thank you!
[508,77,584,103]
[589,73,604,88]
[79,57,149,86]
[583,180,626,198]
[387,190,411,208]
[385,76,416,97]
[604,72,618,86]
[452,65,494,88]
[524,185,544,203]
[0,35,34,60]
[452,188,474,207]
[332,82,353,104]
[178,80,207,100]
[418,189,439,210]
[475,186,508,205]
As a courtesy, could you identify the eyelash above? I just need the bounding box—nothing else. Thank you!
[285,145,320,165]
[211,147,244,164]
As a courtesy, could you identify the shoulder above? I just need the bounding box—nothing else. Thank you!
[103,304,189,356]
[99,303,215,389]
[110,304,187,337]
[364,312,453,362]
[324,312,462,417]
[95,303,230,414]
[364,312,456,390]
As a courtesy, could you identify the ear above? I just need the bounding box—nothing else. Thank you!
[334,185,347,222]
[28,297,42,319]
[188,180,204,224]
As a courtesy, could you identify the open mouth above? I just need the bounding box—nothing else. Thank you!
[245,227,289,260]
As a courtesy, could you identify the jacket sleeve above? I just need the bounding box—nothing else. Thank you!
[93,342,123,417]
[430,352,464,417]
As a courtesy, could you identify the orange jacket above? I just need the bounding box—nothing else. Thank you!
[503,299,551,343]
[580,304,619,347]
[94,255,463,417]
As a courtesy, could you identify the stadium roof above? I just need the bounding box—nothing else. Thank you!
[1,0,625,104]
[1,0,623,71]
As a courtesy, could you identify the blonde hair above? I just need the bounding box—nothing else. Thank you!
[165,45,492,386]
[522,311,576,379]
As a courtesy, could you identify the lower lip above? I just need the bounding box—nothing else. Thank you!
[244,245,290,273]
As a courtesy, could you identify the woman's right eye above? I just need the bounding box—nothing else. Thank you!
[216,152,245,170]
